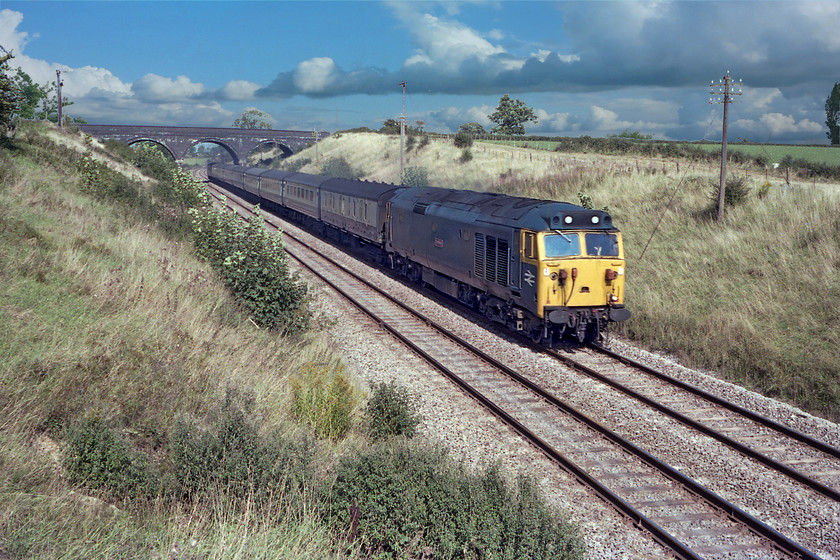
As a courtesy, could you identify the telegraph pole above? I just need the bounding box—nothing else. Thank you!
[709,72,742,220]
[398,81,406,182]
[56,70,63,129]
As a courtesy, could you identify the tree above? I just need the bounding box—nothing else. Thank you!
[826,82,840,145]
[457,122,487,135]
[380,118,400,134]
[488,94,538,135]
[0,50,21,138]
[234,109,272,129]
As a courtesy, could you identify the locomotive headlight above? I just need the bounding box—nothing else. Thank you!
[591,216,600,224]
[609,294,619,303]
[563,215,573,224]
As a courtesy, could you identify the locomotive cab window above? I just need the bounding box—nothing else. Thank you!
[544,233,581,258]
[584,233,619,257]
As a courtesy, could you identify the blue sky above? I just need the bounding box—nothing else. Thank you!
[2,1,839,144]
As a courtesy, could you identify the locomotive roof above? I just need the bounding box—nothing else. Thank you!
[390,187,616,231]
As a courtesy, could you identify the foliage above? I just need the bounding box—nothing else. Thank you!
[400,166,430,187]
[63,416,154,499]
[131,142,173,180]
[610,129,653,140]
[280,156,311,172]
[320,156,360,179]
[458,122,487,135]
[489,94,539,135]
[379,118,424,136]
[170,388,317,504]
[709,175,750,208]
[189,204,311,333]
[234,108,272,129]
[453,130,474,149]
[290,363,358,441]
[0,50,21,138]
[826,82,840,145]
[364,381,422,440]
[459,148,473,163]
[10,67,75,123]
[324,441,584,559]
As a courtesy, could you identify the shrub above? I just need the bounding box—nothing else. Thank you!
[324,441,584,559]
[364,381,422,440]
[453,131,473,149]
[459,148,473,163]
[291,362,358,440]
[709,175,750,207]
[131,143,174,181]
[189,204,311,333]
[170,388,317,505]
[405,135,416,151]
[400,166,430,187]
[63,416,154,499]
[320,156,360,179]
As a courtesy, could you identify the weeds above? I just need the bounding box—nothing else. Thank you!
[290,362,358,440]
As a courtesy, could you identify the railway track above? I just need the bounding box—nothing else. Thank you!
[205,181,834,559]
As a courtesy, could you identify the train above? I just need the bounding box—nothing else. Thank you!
[207,162,630,345]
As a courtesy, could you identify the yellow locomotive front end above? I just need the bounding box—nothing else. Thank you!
[521,227,629,343]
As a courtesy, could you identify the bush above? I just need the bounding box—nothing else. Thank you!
[291,362,358,440]
[364,381,422,439]
[63,416,154,499]
[453,131,473,149]
[459,148,473,164]
[320,156,360,179]
[170,388,317,505]
[281,157,310,172]
[710,175,750,207]
[400,166,430,187]
[189,204,311,333]
[324,441,584,559]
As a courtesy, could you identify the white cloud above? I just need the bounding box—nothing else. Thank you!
[404,13,506,72]
[132,74,205,102]
[293,57,338,93]
[218,80,261,101]
[736,113,823,136]
[0,9,32,53]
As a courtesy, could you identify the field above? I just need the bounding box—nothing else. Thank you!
[485,138,840,166]
[694,143,840,166]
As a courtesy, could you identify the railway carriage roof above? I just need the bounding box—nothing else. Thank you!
[321,177,402,199]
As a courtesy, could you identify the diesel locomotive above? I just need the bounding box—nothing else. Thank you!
[207,162,630,345]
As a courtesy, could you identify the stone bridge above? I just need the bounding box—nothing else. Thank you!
[76,124,329,164]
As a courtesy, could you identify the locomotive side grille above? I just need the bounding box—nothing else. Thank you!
[497,239,509,286]
[486,236,497,283]
[475,233,486,279]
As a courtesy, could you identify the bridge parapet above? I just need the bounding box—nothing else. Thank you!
[76,124,329,164]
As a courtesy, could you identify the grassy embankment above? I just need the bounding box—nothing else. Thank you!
[281,132,840,420]
[0,123,584,559]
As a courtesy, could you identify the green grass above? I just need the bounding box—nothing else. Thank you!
[695,143,840,166]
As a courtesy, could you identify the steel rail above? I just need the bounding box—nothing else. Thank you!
[541,346,840,503]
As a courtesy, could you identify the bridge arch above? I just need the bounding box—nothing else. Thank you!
[190,138,239,164]
[126,137,177,161]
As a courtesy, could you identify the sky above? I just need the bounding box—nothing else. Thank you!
[1,1,838,144]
